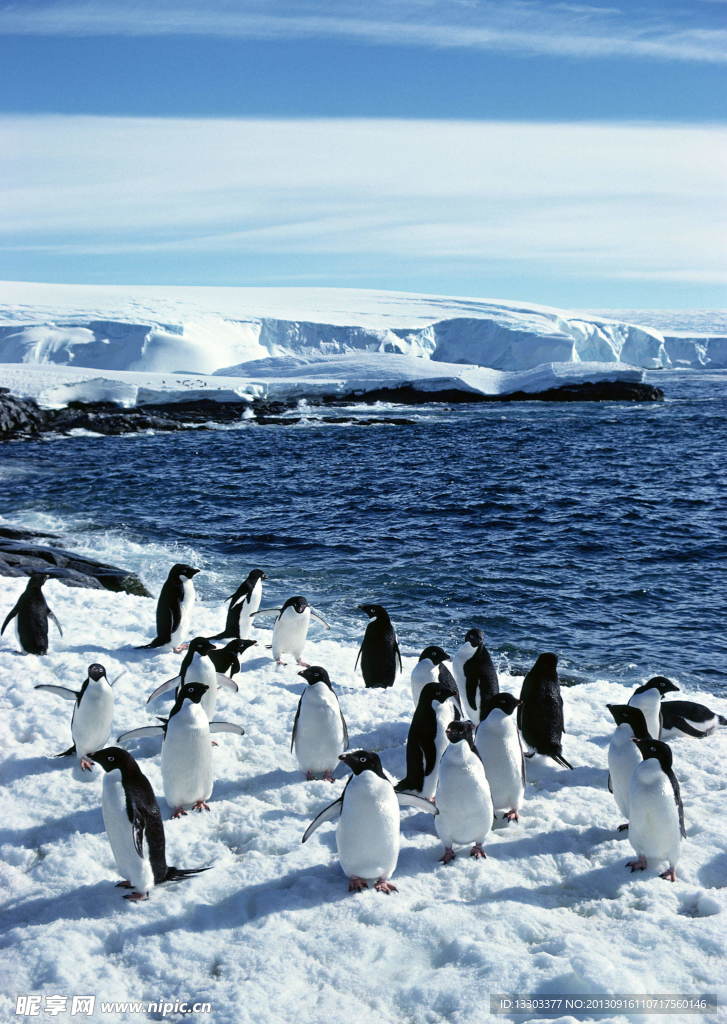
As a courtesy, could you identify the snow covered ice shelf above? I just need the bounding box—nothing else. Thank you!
[0,578,725,1024]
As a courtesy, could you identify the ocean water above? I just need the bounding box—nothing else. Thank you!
[1,370,725,696]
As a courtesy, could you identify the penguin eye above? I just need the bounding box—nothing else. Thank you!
[108,756,115,762]
[358,755,366,762]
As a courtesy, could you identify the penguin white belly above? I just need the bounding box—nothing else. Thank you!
[239,580,262,640]
[183,653,218,719]
[476,715,524,813]
[171,579,195,648]
[608,726,641,818]
[410,660,435,707]
[421,701,456,800]
[272,607,310,661]
[162,704,213,810]
[629,691,661,739]
[628,762,682,865]
[71,681,113,758]
[102,771,155,894]
[337,774,400,881]
[294,685,345,774]
[435,747,493,846]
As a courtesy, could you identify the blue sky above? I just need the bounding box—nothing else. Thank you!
[0,0,725,307]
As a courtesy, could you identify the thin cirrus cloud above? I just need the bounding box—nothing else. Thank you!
[0,115,725,284]
[1,0,727,64]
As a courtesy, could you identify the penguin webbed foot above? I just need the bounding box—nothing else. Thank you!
[470,844,487,860]
[617,822,629,832]
[173,643,189,653]
[323,770,336,783]
[115,880,133,888]
[348,876,368,893]
[193,800,211,813]
[123,891,149,901]
[440,848,456,865]
[504,809,519,822]
[626,856,647,872]
[171,807,188,819]
[374,879,398,894]
[297,659,310,668]
[660,867,677,882]
[79,757,94,772]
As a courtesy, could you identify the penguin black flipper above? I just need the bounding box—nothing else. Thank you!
[354,643,363,672]
[302,793,345,843]
[667,767,687,839]
[35,684,78,701]
[667,715,710,739]
[395,640,403,674]
[438,662,459,703]
[551,753,574,770]
[291,694,303,752]
[48,609,63,637]
[118,725,166,743]
[1,601,19,635]
[607,771,613,792]
[338,699,349,751]
[55,744,77,757]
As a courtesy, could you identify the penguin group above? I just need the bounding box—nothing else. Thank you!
[4,564,725,900]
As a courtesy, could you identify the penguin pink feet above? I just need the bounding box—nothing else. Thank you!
[440,847,456,865]
[115,880,133,889]
[79,758,94,771]
[504,810,519,822]
[374,879,398,894]
[171,807,188,819]
[660,867,677,882]
[470,844,487,859]
[123,891,149,902]
[193,800,211,812]
[626,855,647,872]
[348,876,368,893]
[323,770,335,783]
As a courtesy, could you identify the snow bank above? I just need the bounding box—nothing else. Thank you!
[0,576,724,1024]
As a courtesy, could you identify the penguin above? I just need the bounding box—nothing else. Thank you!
[145,636,239,720]
[605,704,651,832]
[118,682,244,818]
[88,746,209,901]
[661,699,727,740]
[626,738,686,882]
[435,720,494,863]
[210,569,266,641]
[628,676,680,739]
[356,604,402,689]
[138,563,199,651]
[208,638,257,678]
[292,666,348,781]
[517,653,573,769]
[395,682,461,800]
[476,693,525,822]
[2,573,62,655]
[35,663,114,769]
[253,596,330,666]
[302,749,437,893]
[452,629,499,723]
[410,646,458,707]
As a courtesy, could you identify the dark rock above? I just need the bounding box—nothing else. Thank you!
[0,388,48,439]
[349,380,664,405]
[0,538,151,596]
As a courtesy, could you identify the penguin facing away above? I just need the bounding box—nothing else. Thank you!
[452,628,499,723]
[210,569,266,641]
[626,738,686,882]
[410,646,458,707]
[395,682,461,800]
[605,703,651,832]
[208,638,257,678]
[118,682,244,818]
[88,746,209,901]
[356,604,402,689]
[302,750,437,893]
[292,666,348,781]
[661,699,725,739]
[146,636,238,720]
[2,573,62,655]
[628,676,680,740]
[35,663,114,769]
[436,720,494,864]
[138,563,199,651]
[476,692,525,822]
[518,653,573,770]
[253,596,330,665]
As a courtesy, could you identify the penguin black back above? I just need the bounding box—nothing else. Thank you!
[396,682,460,792]
[356,604,402,689]
[208,639,257,676]
[518,653,573,769]
[1,573,62,655]
[139,563,199,649]
[462,628,499,717]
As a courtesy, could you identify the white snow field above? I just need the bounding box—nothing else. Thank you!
[0,576,725,1024]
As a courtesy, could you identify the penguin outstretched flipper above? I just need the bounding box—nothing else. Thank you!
[668,715,710,739]
[396,793,439,814]
[147,677,181,703]
[551,753,574,770]
[55,744,77,757]
[1,601,19,636]
[118,725,165,743]
[48,609,63,637]
[208,722,245,735]
[35,684,78,701]
[302,794,344,843]
[215,673,239,693]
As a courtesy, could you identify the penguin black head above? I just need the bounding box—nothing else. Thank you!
[644,676,680,696]
[249,569,267,582]
[358,603,387,619]
[284,595,309,614]
[298,666,331,687]
[481,692,521,719]
[224,639,257,655]
[419,645,450,665]
[534,652,558,673]
[607,703,651,737]
[633,737,673,771]
[419,681,456,706]
[339,749,385,777]
[88,746,136,773]
[446,719,476,744]
[180,682,209,704]
[172,563,200,579]
[464,628,484,647]
[87,663,107,682]
[188,637,217,656]
[28,572,50,588]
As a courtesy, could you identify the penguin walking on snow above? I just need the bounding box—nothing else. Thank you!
[292,666,348,781]
[210,569,266,641]
[2,573,62,655]
[395,682,461,800]
[661,699,727,740]
[356,604,402,688]
[119,683,244,818]
[302,749,437,893]
[209,638,257,678]
[435,720,493,864]
[628,676,680,739]
[146,636,238,719]
[626,738,686,882]
[476,693,525,822]
[88,747,209,901]
[518,653,573,769]
[36,663,115,770]
[410,646,458,707]
[253,596,330,665]
[138,563,199,651]
[606,703,651,832]
[452,629,499,723]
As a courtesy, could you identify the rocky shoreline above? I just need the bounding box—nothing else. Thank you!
[0,379,664,442]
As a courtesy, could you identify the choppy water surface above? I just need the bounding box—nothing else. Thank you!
[1,370,725,694]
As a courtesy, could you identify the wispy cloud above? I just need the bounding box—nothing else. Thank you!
[1,1,726,63]
[0,115,724,287]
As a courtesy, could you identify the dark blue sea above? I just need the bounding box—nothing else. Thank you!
[2,370,725,695]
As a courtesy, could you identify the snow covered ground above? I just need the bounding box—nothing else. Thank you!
[1,576,725,1024]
